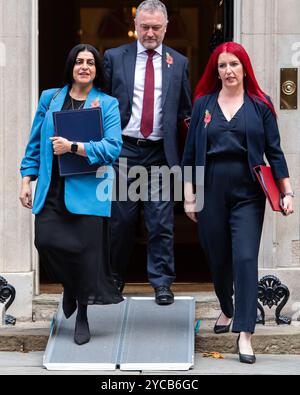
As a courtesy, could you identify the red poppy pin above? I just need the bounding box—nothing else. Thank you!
[91,97,100,108]
[166,52,173,68]
[204,110,212,128]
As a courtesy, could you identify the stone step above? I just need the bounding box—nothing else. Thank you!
[31,292,221,322]
[196,320,300,354]
[1,317,299,354]
[32,292,293,323]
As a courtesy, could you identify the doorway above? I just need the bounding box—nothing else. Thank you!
[38,0,234,284]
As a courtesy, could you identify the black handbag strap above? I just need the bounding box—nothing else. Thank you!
[46,88,63,111]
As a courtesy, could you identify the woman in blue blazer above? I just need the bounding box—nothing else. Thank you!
[20,44,123,345]
[182,42,294,363]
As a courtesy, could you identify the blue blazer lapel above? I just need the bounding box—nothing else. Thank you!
[123,43,137,106]
[162,46,173,108]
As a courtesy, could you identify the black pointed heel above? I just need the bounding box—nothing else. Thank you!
[236,335,256,364]
[214,313,232,334]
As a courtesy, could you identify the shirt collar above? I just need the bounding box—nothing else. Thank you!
[137,40,162,56]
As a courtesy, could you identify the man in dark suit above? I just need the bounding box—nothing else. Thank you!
[103,0,192,305]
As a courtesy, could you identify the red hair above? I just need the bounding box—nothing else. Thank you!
[194,42,276,115]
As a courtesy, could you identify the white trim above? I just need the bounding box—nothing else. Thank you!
[0,42,6,67]
[31,0,39,296]
[31,0,39,119]
[233,0,242,43]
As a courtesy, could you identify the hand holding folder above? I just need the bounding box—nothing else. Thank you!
[53,108,103,176]
[253,165,282,212]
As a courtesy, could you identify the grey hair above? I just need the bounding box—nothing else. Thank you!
[135,0,168,23]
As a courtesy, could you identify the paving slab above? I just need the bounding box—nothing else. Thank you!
[0,352,300,375]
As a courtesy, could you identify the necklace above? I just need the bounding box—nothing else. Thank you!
[70,96,85,111]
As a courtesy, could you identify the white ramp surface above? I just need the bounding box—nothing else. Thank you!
[119,297,195,371]
[43,297,195,371]
[43,301,127,371]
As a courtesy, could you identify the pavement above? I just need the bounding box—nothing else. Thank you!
[0,352,300,375]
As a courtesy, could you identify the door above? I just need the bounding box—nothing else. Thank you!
[38,0,234,284]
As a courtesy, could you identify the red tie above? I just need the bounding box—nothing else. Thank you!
[140,50,155,138]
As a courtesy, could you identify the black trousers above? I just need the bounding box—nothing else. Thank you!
[198,156,265,333]
[110,139,175,288]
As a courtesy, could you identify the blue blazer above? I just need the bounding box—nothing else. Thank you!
[182,92,289,183]
[20,86,122,217]
[103,41,192,167]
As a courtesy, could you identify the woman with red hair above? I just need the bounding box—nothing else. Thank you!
[182,42,293,364]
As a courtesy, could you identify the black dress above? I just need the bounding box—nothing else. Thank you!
[35,94,123,305]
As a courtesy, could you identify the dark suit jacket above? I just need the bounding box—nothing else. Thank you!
[103,41,192,167]
[182,92,289,183]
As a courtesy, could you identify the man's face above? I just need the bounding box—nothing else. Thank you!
[135,10,167,50]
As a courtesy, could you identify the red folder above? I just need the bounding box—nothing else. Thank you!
[253,165,282,212]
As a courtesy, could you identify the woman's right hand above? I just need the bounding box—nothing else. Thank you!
[184,199,198,223]
[19,177,33,209]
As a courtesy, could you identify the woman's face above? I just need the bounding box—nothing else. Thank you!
[217,52,244,89]
[73,51,96,87]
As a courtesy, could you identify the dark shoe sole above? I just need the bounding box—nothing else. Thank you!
[155,298,174,306]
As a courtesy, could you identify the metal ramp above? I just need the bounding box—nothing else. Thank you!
[43,297,195,371]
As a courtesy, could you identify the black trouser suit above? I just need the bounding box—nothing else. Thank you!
[198,104,265,333]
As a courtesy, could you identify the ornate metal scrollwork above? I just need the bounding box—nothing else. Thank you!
[257,275,291,325]
[0,276,16,325]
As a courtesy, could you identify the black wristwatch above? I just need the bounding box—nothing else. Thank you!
[71,142,78,154]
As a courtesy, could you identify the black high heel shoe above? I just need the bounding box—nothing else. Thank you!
[236,335,256,364]
[214,313,232,334]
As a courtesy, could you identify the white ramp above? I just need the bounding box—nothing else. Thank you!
[119,297,195,371]
[43,297,195,371]
[43,300,127,371]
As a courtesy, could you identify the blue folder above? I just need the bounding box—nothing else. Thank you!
[53,107,103,176]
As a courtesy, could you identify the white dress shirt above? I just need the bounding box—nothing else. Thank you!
[123,40,164,140]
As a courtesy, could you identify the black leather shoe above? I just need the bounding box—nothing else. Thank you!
[236,335,256,364]
[214,313,232,334]
[155,286,174,305]
[62,289,77,319]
